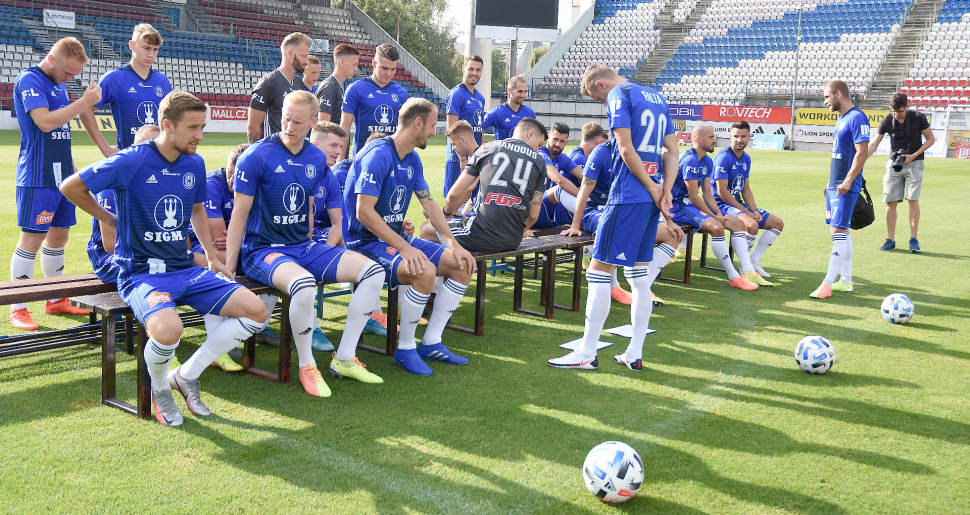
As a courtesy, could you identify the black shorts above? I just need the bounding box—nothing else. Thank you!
[444,216,520,253]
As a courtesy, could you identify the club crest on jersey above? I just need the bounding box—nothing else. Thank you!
[137,102,157,125]
[390,185,407,213]
[264,252,284,264]
[183,173,195,189]
[473,109,483,127]
[153,195,184,231]
[731,174,745,193]
[147,291,171,307]
[391,93,399,102]
[316,185,327,198]
[155,86,164,97]
[376,105,394,125]
[305,164,316,179]
[406,166,414,179]
[283,183,306,214]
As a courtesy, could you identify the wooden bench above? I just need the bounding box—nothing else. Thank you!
[656,223,697,284]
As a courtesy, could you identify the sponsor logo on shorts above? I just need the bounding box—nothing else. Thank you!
[147,291,171,307]
[386,247,397,255]
[35,211,54,225]
[264,252,284,264]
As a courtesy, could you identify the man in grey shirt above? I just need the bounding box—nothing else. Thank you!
[247,32,311,143]
[421,119,549,253]
[316,44,360,126]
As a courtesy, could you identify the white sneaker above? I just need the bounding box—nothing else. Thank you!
[548,351,598,369]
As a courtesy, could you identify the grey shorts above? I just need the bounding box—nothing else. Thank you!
[437,216,520,253]
[883,159,924,202]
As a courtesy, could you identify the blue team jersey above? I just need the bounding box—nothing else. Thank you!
[96,65,172,149]
[341,77,409,153]
[233,134,326,254]
[187,168,234,242]
[671,148,714,207]
[583,140,616,211]
[711,148,751,205]
[539,146,580,190]
[445,83,485,162]
[482,103,536,140]
[343,137,429,247]
[331,159,352,194]
[312,165,342,231]
[829,107,869,193]
[605,81,673,205]
[568,146,589,168]
[88,190,116,252]
[14,66,73,188]
[78,141,206,276]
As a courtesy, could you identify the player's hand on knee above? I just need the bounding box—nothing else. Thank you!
[209,259,235,280]
[452,246,476,273]
[400,246,429,275]
[561,225,583,237]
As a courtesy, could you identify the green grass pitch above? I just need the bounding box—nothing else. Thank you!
[1,129,969,514]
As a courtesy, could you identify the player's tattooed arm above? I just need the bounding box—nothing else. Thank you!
[415,189,433,201]
[583,177,596,186]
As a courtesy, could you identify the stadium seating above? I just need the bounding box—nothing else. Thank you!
[903,0,970,109]
[0,6,41,49]
[658,0,909,103]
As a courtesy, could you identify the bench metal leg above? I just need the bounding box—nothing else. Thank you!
[137,324,150,419]
[359,286,397,357]
[243,294,293,384]
[445,259,485,336]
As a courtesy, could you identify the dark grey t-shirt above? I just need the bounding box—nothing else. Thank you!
[877,109,931,160]
[250,69,301,138]
[316,74,343,125]
[465,139,548,246]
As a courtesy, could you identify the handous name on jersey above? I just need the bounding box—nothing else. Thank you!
[147,291,172,307]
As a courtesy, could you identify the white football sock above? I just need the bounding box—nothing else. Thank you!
[610,268,620,289]
[730,232,755,273]
[203,314,225,335]
[9,247,35,311]
[840,232,853,284]
[372,296,382,315]
[336,262,384,361]
[259,294,277,328]
[746,232,756,252]
[647,244,676,285]
[558,191,577,214]
[824,233,848,286]
[287,273,318,367]
[181,317,262,380]
[398,286,429,350]
[431,275,444,295]
[579,269,612,359]
[711,235,740,279]
[423,278,467,346]
[41,246,66,302]
[750,228,781,264]
[677,238,687,250]
[623,265,652,361]
[144,337,179,391]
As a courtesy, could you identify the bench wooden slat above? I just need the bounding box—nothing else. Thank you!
[0,273,104,291]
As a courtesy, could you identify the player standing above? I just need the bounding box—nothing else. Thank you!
[443,55,486,197]
[340,43,408,157]
[302,55,322,94]
[79,24,172,157]
[482,76,536,141]
[226,91,387,396]
[61,91,268,426]
[316,44,360,124]
[344,98,476,376]
[247,32,312,143]
[710,121,785,278]
[811,80,869,299]
[549,65,676,371]
[9,37,101,330]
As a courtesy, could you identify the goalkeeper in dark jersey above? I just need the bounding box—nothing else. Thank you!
[420,119,548,253]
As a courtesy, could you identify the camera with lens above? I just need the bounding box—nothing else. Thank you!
[891,149,907,172]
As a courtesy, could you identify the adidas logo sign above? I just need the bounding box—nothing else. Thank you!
[128,87,137,93]
[774,127,786,135]
[274,165,285,173]
[616,252,626,260]
[753,126,765,134]
[505,117,510,122]
[146,174,158,184]
[367,93,374,98]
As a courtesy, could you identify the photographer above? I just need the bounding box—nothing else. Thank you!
[867,92,935,253]
[869,93,936,252]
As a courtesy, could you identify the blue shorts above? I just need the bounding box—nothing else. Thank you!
[242,241,346,287]
[592,202,661,267]
[118,266,242,325]
[88,246,122,284]
[718,203,771,230]
[670,203,712,232]
[581,208,604,234]
[825,189,859,230]
[352,235,446,288]
[533,197,571,229]
[16,186,76,232]
[311,226,331,244]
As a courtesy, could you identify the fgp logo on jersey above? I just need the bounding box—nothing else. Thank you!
[137,102,157,126]
[484,193,523,209]
[146,196,184,242]
[276,184,307,225]
[642,162,659,176]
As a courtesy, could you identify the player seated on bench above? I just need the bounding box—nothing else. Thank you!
[419,118,548,252]
[225,91,388,397]
[559,136,682,307]
[669,124,768,290]
[344,98,476,376]
[61,91,269,427]
[710,121,785,279]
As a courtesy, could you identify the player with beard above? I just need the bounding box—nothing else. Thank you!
[443,55,486,197]
[531,122,585,229]
[247,32,311,143]
[61,91,268,426]
[482,76,536,141]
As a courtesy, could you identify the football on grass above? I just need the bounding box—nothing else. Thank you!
[795,335,835,374]
[582,441,644,503]
[881,293,915,324]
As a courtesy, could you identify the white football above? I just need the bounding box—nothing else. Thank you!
[794,335,835,374]
[881,293,915,324]
[582,441,644,503]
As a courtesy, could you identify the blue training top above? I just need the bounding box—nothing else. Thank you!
[14,66,73,188]
[605,80,673,205]
[582,139,616,212]
[829,107,869,193]
[445,83,485,162]
[539,146,580,190]
[711,148,752,206]
[95,64,173,149]
[341,77,409,154]
[312,164,342,231]
[482,102,536,141]
[671,147,714,208]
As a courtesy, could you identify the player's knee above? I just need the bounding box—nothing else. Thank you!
[241,294,268,322]
[705,222,724,237]
[449,262,472,285]
[773,217,785,231]
[745,220,759,234]
[148,318,183,346]
[356,260,385,288]
[408,267,436,292]
[419,221,437,242]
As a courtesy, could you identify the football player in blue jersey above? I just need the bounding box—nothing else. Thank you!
[540,122,584,194]
[542,122,609,235]
[340,43,409,157]
[226,91,387,397]
[670,125,764,290]
[62,91,268,427]
[811,80,870,299]
[567,122,608,169]
[344,98,476,376]
[9,37,102,331]
[78,24,172,157]
[549,65,678,372]
[711,121,785,279]
[482,76,536,141]
[443,55,486,197]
